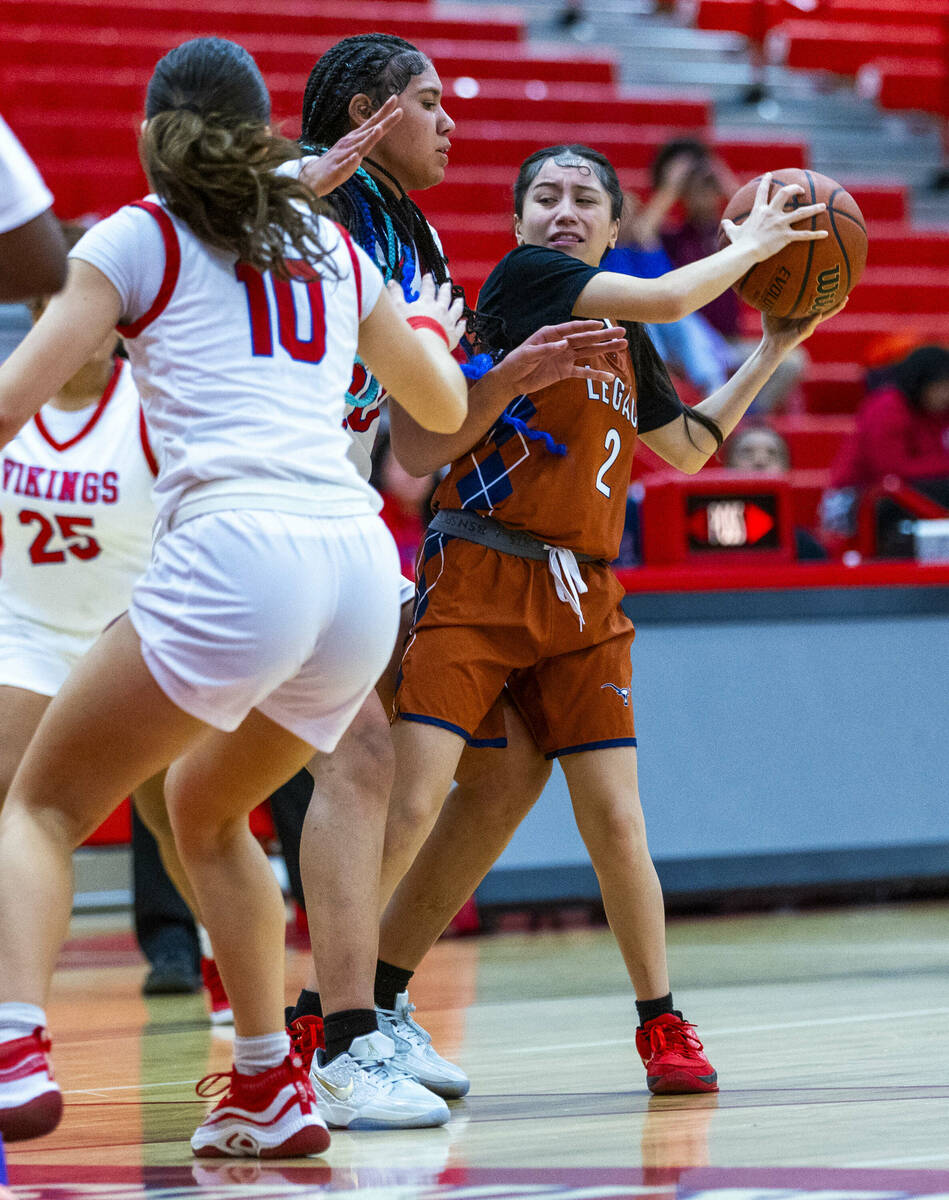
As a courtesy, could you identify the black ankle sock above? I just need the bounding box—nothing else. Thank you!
[323,1008,378,1063]
[289,988,323,1023]
[636,993,677,1027]
[373,959,414,1012]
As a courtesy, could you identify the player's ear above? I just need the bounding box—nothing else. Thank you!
[513,216,524,245]
[606,217,620,251]
[347,93,376,129]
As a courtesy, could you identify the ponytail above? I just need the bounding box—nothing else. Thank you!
[142,37,338,280]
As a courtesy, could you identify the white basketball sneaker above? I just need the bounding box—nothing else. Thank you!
[376,991,470,1099]
[309,1030,450,1129]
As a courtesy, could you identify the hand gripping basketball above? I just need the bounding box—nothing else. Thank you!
[721,168,868,319]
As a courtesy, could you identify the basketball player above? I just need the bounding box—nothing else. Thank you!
[276,32,629,1101]
[0,36,469,1155]
[384,144,844,1094]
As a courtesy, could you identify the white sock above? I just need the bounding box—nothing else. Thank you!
[197,925,214,960]
[0,1002,47,1043]
[233,1030,290,1076]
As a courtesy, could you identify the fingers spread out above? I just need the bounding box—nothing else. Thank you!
[753,171,773,206]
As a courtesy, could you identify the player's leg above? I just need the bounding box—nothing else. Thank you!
[372,702,549,1099]
[378,700,551,969]
[0,615,210,1141]
[560,746,717,1095]
[379,718,467,909]
[163,712,313,1037]
[0,686,50,806]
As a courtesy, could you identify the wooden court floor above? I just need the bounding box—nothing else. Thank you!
[4,899,949,1199]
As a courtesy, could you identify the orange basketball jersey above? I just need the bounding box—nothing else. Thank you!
[438,244,683,561]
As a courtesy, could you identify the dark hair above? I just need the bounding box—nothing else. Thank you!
[650,137,710,191]
[299,34,451,293]
[887,345,949,410]
[141,37,333,280]
[513,144,624,221]
[478,142,724,454]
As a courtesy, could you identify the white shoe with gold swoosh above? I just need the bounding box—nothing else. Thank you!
[309,1030,450,1129]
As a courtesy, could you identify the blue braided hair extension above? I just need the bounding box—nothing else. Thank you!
[498,402,568,457]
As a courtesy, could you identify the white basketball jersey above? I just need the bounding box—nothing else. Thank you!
[0,357,157,637]
[71,199,384,529]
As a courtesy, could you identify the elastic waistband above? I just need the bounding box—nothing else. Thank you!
[164,480,375,534]
[429,509,599,564]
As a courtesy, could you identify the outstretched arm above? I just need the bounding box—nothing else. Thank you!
[641,301,847,473]
[0,259,120,447]
[389,320,628,476]
[573,174,827,325]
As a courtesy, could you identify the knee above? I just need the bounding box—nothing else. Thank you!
[575,793,648,857]
[325,698,395,802]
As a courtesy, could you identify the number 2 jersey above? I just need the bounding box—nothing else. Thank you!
[0,357,157,638]
[435,244,683,561]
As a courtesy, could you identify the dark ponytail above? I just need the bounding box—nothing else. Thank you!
[141,38,336,280]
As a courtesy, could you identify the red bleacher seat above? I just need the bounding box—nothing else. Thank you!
[770,414,855,470]
[767,20,948,77]
[858,59,949,119]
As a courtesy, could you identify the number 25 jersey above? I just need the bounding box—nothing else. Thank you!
[0,357,157,637]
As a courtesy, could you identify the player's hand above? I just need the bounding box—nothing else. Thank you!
[722,172,828,262]
[299,97,402,196]
[761,296,848,354]
[390,275,466,351]
[496,320,628,394]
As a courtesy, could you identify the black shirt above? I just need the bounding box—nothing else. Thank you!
[477,244,683,433]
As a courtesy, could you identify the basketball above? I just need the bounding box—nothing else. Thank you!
[720,168,868,319]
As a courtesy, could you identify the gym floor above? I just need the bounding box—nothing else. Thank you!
[4,900,949,1198]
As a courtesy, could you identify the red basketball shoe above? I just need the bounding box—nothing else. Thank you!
[286,1014,324,1074]
[190,1053,330,1158]
[200,957,233,1025]
[0,1027,63,1141]
[635,1013,718,1094]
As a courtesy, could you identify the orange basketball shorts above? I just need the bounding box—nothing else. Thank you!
[394,532,637,759]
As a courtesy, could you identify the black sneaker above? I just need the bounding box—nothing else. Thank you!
[143,956,201,995]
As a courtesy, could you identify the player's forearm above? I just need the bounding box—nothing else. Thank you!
[388,362,514,476]
[577,240,760,325]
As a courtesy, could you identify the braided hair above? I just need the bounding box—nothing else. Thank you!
[299,34,453,292]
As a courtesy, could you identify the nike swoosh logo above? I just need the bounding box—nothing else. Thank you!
[312,1070,355,1102]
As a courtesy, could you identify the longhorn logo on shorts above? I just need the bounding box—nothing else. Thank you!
[600,682,630,706]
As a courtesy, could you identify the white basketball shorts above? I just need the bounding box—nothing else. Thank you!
[0,602,94,697]
[128,509,401,752]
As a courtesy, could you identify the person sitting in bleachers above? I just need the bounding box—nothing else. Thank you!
[655,137,806,413]
[724,424,827,560]
[820,345,949,553]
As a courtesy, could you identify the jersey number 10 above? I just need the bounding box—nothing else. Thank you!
[235,260,327,364]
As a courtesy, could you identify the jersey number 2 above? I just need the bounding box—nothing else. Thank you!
[235,260,327,363]
[595,429,622,498]
[19,511,101,565]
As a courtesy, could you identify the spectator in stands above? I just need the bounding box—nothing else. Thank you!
[821,345,949,547]
[724,424,827,559]
[603,189,731,398]
[655,137,807,413]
